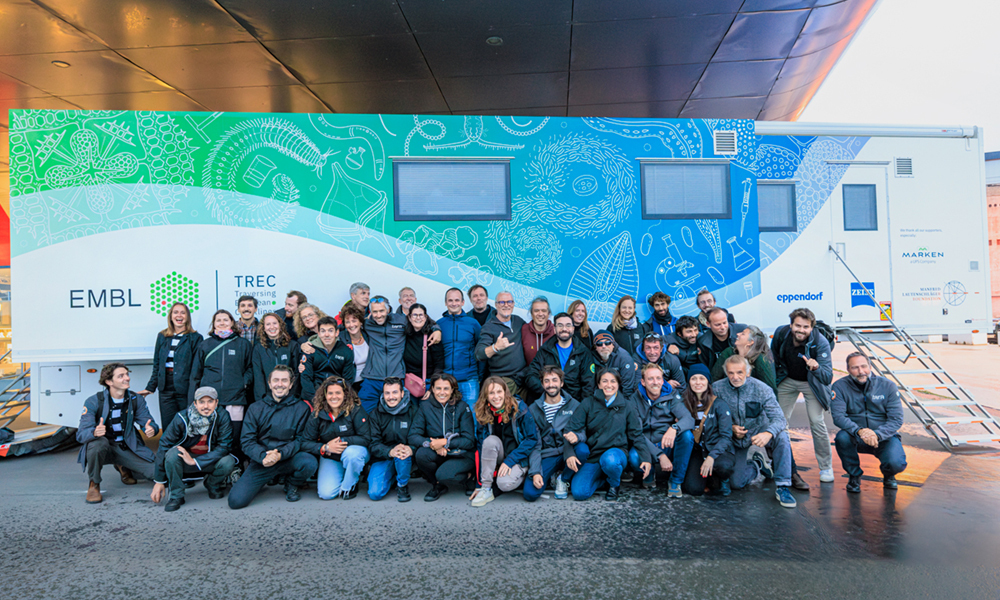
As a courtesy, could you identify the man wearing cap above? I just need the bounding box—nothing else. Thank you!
[590,330,638,398]
[150,386,236,512]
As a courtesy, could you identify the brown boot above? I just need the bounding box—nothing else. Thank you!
[86,481,103,504]
[116,465,137,485]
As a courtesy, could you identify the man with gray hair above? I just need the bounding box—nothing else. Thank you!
[713,354,797,508]
[476,291,527,396]
[831,352,907,493]
[397,287,417,316]
[338,282,371,324]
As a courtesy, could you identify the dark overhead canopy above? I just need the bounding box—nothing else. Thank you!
[0,0,880,170]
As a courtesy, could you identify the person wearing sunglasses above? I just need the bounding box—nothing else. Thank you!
[475,291,527,397]
[357,296,440,414]
[367,377,419,502]
[590,330,638,398]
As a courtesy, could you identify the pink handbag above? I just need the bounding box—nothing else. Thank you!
[404,334,428,397]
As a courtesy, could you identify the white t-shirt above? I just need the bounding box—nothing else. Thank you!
[352,340,368,383]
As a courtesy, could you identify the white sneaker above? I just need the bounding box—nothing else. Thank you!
[470,487,494,507]
[819,469,835,483]
[554,476,570,499]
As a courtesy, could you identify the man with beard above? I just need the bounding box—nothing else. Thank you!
[525,313,595,402]
[665,316,702,377]
[697,308,746,372]
[635,333,684,391]
[695,289,736,332]
[475,291,527,396]
[590,330,638,398]
[645,291,677,337]
[524,366,589,501]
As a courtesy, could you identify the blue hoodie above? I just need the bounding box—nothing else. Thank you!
[440,310,482,382]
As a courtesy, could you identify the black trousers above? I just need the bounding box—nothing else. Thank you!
[682,443,736,496]
[228,453,318,510]
[414,447,474,487]
[158,390,188,432]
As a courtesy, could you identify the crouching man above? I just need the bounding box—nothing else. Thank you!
[713,355,797,508]
[77,363,159,504]
[150,386,237,512]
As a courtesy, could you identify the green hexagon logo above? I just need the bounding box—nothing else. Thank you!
[149,271,200,316]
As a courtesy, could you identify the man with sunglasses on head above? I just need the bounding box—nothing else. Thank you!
[358,295,440,413]
[635,332,684,391]
[475,291,527,397]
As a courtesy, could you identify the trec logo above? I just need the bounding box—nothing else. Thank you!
[150,272,200,316]
[776,292,823,304]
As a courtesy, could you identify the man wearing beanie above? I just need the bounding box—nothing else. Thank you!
[151,386,236,512]
[590,330,638,397]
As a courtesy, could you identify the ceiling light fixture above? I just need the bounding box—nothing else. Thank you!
[51,60,71,68]
[485,36,503,46]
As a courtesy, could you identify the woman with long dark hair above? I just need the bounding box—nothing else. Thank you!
[469,376,538,507]
[680,364,736,496]
[252,312,301,402]
[403,303,444,400]
[409,373,476,502]
[710,325,777,394]
[300,376,370,500]
[140,302,203,429]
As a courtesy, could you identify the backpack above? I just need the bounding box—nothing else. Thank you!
[814,320,836,351]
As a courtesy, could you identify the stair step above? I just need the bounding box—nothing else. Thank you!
[947,434,1000,445]
[934,416,996,426]
[907,384,962,390]
[909,399,975,407]
[891,369,946,374]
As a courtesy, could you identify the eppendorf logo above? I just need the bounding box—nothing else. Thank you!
[149,272,200,316]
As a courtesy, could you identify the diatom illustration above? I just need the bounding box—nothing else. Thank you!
[567,231,639,321]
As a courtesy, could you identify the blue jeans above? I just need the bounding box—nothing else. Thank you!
[458,378,479,412]
[628,430,695,486]
[358,378,382,414]
[834,430,907,478]
[731,430,793,489]
[523,444,590,502]
[367,457,412,500]
[570,447,627,500]
[317,446,369,499]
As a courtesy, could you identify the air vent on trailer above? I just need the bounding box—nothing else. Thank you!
[713,130,737,155]
[895,157,913,177]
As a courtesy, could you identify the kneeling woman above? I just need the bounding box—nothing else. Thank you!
[680,364,736,496]
[409,373,476,502]
[470,376,539,507]
[300,377,370,500]
[565,369,650,501]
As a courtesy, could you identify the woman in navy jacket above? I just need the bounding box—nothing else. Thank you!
[409,373,476,502]
[470,376,539,507]
[139,302,203,430]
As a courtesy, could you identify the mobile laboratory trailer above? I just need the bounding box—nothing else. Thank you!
[6,110,989,428]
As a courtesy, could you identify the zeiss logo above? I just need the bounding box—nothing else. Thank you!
[851,282,877,308]
[776,292,823,304]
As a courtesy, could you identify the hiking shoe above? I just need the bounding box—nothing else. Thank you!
[425,484,447,502]
[883,475,898,490]
[206,487,226,500]
[775,486,797,508]
[284,484,301,502]
[554,476,570,500]
[164,497,185,512]
[470,487,494,507]
[340,485,358,500]
[846,475,861,493]
[751,452,773,480]
[667,482,682,498]
[228,466,243,486]
[86,481,103,504]
[397,485,411,503]
[819,468,835,483]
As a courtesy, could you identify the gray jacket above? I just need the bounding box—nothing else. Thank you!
[76,389,159,471]
[772,325,834,410]
[712,377,786,449]
[628,384,695,458]
[527,392,581,476]
[475,314,527,380]
[363,312,439,380]
[831,374,903,442]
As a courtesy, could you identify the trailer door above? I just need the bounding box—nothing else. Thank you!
[830,165,893,325]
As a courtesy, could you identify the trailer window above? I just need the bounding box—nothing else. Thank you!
[393,160,511,221]
[843,184,877,231]
[640,161,731,220]
[758,182,796,232]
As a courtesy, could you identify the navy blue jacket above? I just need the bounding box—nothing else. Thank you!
[300,337,356,401]
[831,374,903,442]
[145,331,204,395]
[474,399,539,469]
[153,407,233,482]
[440,310,482,382]
[241,394,312,465]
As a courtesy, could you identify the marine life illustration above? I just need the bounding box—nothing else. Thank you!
[567,231,639,322]
[484,215,563,284]
[696,219,723,263]
[581,117,703,158]
[495,116,550,137]
[396,225,479,275]
[317,162,394,256]
[309,114,386,180]
[423,115,524,152]
[403,115,447,155]
[44,129,139,215]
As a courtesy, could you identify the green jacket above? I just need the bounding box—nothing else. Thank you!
[710,347,778,397]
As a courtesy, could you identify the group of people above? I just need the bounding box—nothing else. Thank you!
[76,285,908,512]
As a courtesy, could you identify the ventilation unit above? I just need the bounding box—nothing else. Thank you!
[895,157,913,177]
[713,130,737,155]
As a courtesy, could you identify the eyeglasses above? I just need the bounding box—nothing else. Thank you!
[594,340,614,347]
[410,313,426,319]
[496,300,514,306]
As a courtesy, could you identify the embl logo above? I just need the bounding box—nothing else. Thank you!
[850,282,877,308]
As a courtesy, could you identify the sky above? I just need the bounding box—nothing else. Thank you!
[800,0,1000,151]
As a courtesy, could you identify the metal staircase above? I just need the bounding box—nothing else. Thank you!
[829,243,1000,450]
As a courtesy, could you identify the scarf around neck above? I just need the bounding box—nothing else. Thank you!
[187,404,215,436]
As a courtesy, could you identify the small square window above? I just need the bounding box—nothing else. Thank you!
[641,161,731,220]
[758,182,797,232]
[393,160,511,221]
[843,184,877,231]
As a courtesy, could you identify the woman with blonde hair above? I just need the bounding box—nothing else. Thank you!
[140,302,203,431]
[609,295,649,360]
[469,376,539,507]
[293,303,328,345]
[567,300,594,351]
[300,376,370,500]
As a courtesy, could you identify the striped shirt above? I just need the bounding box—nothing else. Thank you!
[542,397,567,424]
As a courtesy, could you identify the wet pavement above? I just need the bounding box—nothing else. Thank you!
[3,406,999,600]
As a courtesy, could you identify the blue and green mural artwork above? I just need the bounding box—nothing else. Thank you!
[7,110,867,321]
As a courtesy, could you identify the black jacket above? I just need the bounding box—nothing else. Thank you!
[241,394,312,465]
[665,333,702,375]
[145,331,204,395]
[611,322,650,361]
[299,405,371,457]
[475,314,528,380]
[274,308,297,339]
[635,343,685,389]
[190,333,253,406]
[566,391,651,464]
[300,337,356,401]
[697,397,734,460]
[403,328,445,379]
[697,307,736,332]
[524,336,595,402]
[591,332,639,398]
[771,325,834,410]
[251,339,301,402]
[629,385,695,459]
[368,391,420,462]
[527,392,581,475]
[697,323,746,372]
[152,407,233,482]
[408,399,477,459]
